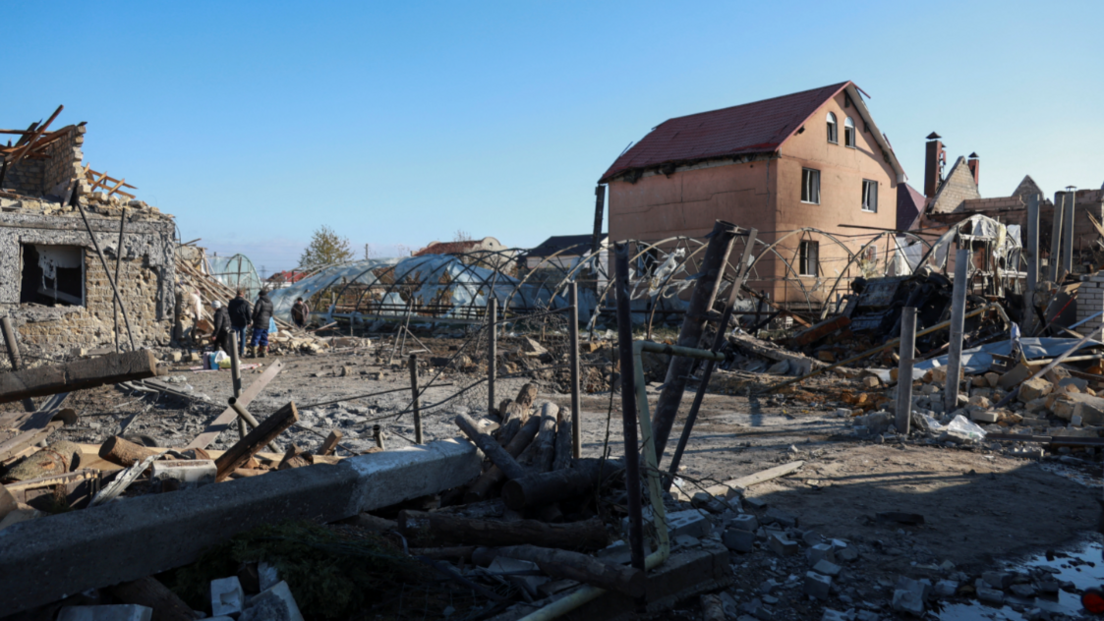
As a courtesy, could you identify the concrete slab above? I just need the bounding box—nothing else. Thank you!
[0,438,480,614]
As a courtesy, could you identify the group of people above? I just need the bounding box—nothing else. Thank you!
[208,290,311,359]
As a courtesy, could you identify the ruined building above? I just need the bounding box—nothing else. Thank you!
[0,111,176,367]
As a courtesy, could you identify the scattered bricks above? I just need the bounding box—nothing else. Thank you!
[1019,378,1053,403]
[1051,393,1104,425]
[210,577,245,617]
[1044,366,1071,385]
[723,528,756,553]
[731,514,758,532]
[1000,364,1033,391]
[763,508,798,528]
[891,578,928,615]
[970,410,999,424]
[861,376,881,389]
[831,539,858,562]
[976,586,1004,605]
[57,606,153,621]
[768,533,798,557]
[918,383,939,395]
[934,580,959,597]
[150,460,216,487]
[970,376,988,388]
[1025,397,1049,414]
[692,492,728,513]
[801,529,823,546]
[812,559,841,577]
[806,543,835,565]
[804,571,832,600]
[1058,377,1089,393]
[666,509,713,540]
[984,372,1000,387]
[981,571,1012,590]
[740,598,774,621]
[968,395,991,409]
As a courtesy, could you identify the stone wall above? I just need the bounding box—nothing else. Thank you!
[0,203,175,369]
[1,125,85,198]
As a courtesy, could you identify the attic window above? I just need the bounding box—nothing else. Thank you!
[799,241,819,276]
[20,244,85,306]
[801,168,820,204]
[844,117,856,147]
[826,112,838,144]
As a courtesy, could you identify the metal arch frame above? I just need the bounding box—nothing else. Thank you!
[740,228,860,311]
[817,230,935,319]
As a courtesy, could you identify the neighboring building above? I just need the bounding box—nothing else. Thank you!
[414,236,514,271]
[522,234,608,270]
[267,269,309,290]
[0,119,176,366]
[599,81,907,309]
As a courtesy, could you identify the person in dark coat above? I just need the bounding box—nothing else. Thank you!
[228,289,252,357]
[291,297,311,329]
[249,289,275,358]
[210,300,233,356]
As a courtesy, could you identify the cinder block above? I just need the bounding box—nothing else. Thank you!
[806,543,834,565]
[812,559,841,577]
[730,514,758,532]
[723,528,756,553]
[804,571,832,600]
[57,606,152,621]
[151,460,216,486]
[768,533,798,557]
[210,577,244,616]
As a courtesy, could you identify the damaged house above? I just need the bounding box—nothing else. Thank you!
[0,108,176,366]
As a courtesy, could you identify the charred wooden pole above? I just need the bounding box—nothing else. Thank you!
[591,185,605,257]
[1049,193,1064,282]
[455,413,526,480]
[214,402,298,481]
[651,220,738,464]
[473,545,644,597]
[568,282,582,458]
[227,397,278,452]
[943,249,970,414]
[613,242,646,572]
[465,415,540,502]
[373,424,385,450]
[1024,194,1040,334]
[895,306,917,434]
[487,297,497,418]
[409,354,423,443]
[229,332,246,440]
[1,317,36,412]
[666,227,756,486]
[113,209,126,353]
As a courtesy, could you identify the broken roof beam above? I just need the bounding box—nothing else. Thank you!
[0,350,161,405]
[5,105,63,168]
[0,438,481,615]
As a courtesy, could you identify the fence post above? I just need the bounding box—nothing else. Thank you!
[895,307,916,434]
[410,353,423,444]
[487,297,497,418]
[229,332,245,439]
[943,248,970,414]
[568,282,581,458]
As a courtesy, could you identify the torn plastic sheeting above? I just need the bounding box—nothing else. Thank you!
[916,337,1102,374]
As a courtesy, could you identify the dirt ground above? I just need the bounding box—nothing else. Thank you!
[6,332,1103,614]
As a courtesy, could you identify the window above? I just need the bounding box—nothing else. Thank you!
[799,241,819,276]
[862,179,878,213]
[20,244,85,306]
[826,112,838,144]
[801,168,820,204]
[844,117,856,147]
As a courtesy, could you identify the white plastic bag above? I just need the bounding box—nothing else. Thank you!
[942,414,986,442]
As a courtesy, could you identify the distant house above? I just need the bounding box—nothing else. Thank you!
[599,81,907,309]
[522,234,608,270]
[413,236,514,271]
[267,270,309,289]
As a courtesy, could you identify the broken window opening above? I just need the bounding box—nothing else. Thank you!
[802,168,820,204]
[826,112,838,144]
[799,240,819,276]
[20,244,85,307]
[844,116,856,147]
[862,179,878,213]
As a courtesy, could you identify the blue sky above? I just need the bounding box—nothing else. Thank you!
[5,1,1101,274]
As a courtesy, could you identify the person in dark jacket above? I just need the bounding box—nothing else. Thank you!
[210,300,233,356]
[228,289,252,357]
[291,297,311,329]
[249,289,275,358]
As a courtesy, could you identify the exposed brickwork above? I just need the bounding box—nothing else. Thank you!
[1078,276,1104,335]
[929,157,981,213]
[1,125,84,197]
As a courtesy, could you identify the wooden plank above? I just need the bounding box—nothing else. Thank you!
[186,360,283,449]
[214,402,299,481]
[0,421,62,462]
[673,461,805,502]
[5,105,62,167]
[0,350,160,405]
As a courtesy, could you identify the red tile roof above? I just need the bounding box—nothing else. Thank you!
[413,240,481,257]
[599,82,852,183]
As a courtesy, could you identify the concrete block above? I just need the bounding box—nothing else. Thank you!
[691,492,727,513]
[1058,377,1089,393]
[804,571,832,600]
[801,529,823,546]
[730,514,758,532]
[970,410,999,424]
[891,586,924,615]
[57,606,153,621]
[976,586,1004,604]
[240,581,303,621]
[666,509,713,539]
[981,571,1012,589]
[1019,378,1053,402]
[768,533,798,556]
[812,559,841,577]
[835,408,851,418]
[833,541,858,562]
[934,580,958,597]
[723,528,756,553]
[744,496,768,510]
[763,507,798,528]
[151,460,216,486]
[984,372,1000,387]
[211,576,244,616]
[489,557,549,597]
[806,543,834,565]
[1010,583,1035,598]
[258,561,279,591]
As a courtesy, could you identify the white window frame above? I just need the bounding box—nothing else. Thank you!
[826,112,838,144]
[862,179,878,213]
[802,168,820,204]
[844,116,856,147]
[799,240,819,277]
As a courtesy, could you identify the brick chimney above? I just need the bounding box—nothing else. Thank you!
[967,152,980,188]
[924,132,945,199]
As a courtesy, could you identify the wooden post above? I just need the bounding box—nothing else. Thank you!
[113,209,126,354]
[409,353,422,444]
[943,249,970,414]
[502,458,622,510]
[591,185,606,256]
[613,242,646,572]
[214,402,298,481]
[1049,193,1064,282]
[229,332,245,439]
[464,415,540,503]
[398,511,608,550]
[895,307,916,434]
[568,282,581,458]
[454,413,526,480]
[1024,194,1040,334]
[373,424,385,450]
[227,398,279,452]
[0,350,160,405]
[1,317,36,412]
[487,297,497,418]
[1062,190,1075,276]
[318,430,342,456]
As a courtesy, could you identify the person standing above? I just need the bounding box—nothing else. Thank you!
[249,289,274,358]
[291,297,311,329]
[210,300,233,356]
[228,289,252,357]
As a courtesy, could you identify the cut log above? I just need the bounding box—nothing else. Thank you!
[318,430,342,456]
[277,445,309,470]
[534,403,559,472]
[552,419,573,471]
[186,360,284,449]
[465,416,541,503]
[515,383,538,410]
[502,459,622,510]
[411,546,476,562]
[454,413,525,480]
[473,544,644,597]
[398,511,608,550]
[4,441,81,482]
[99,436,159,467]
[0,420,63,462]
[107,576,195,621]
[0,350,161,404]
[214,402,299,482]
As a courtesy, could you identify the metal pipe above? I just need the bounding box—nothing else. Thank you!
[373,424,385,449]
[487,297,497,418]
[613,243,646,571]
[410,353,423,444]
[230,332,245,440]
[568,282,581,459]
